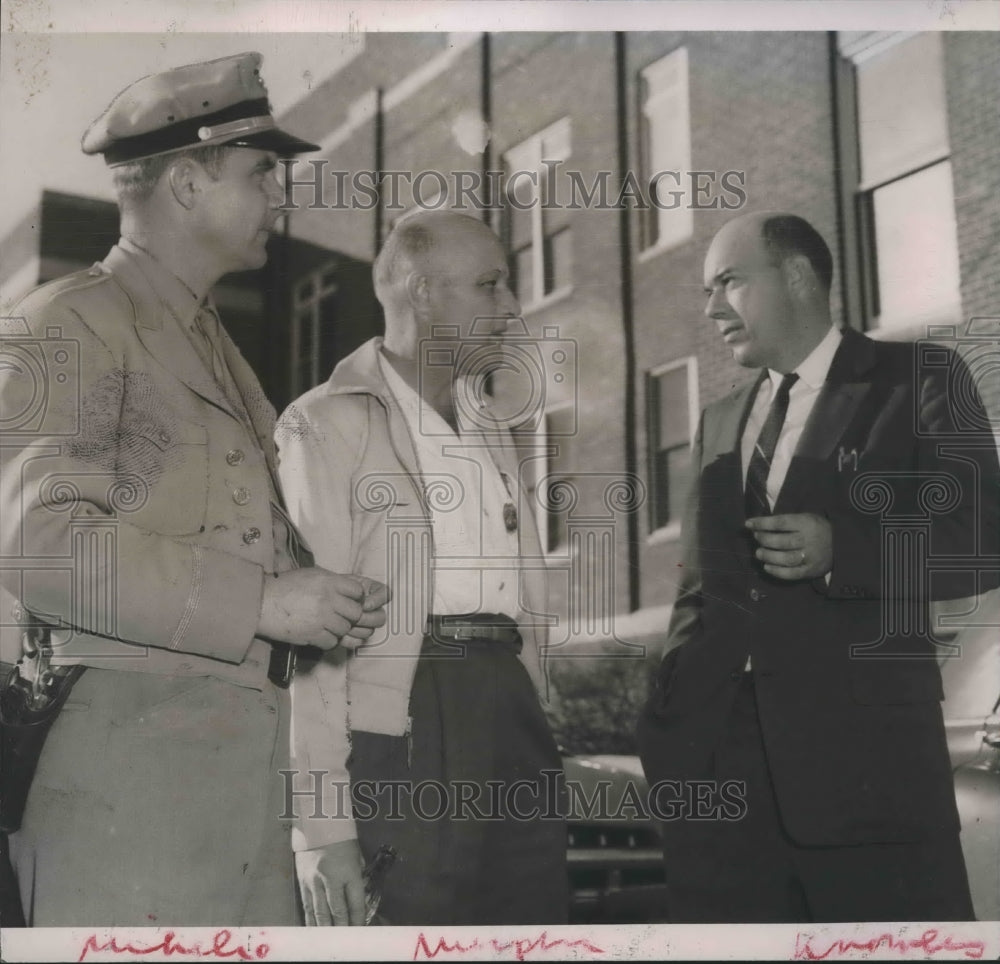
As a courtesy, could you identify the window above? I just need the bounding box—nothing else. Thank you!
[841,32,961,332]
[647,358,698,534]
[639,47,692,254]
[504,117,573,308]
[290,262,339,396]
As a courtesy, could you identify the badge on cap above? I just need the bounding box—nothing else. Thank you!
[82,52,320,166]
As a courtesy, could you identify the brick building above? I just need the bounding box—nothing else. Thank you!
[1,30,995,659]
[277,29,999,653]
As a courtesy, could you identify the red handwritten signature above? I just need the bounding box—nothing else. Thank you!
[793,929,985,961]
[78,929,270,963]
[414,930,605,961]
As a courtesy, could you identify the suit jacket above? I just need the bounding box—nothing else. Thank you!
[0,243,297,687]
[639,327,1000,846]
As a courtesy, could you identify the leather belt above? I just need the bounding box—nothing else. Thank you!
[427,613,521,647]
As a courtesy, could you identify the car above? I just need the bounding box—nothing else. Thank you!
[941,588,1000,921]
[562,752,668,923]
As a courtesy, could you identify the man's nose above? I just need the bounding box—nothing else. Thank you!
[704,286,728,320]
[265,171,285,208]
[499,285,521,320]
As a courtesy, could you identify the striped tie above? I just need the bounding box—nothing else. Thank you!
[744,373,798,519]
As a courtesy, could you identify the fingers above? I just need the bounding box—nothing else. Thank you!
[750,529,802,550]
[345,873,367,926]
[755,546,805,568]
[360,578,391,611]
[746,514,802,533]
[354,606,387,630]
[762,559,812,580]
[301,884,317,926]
[327,883,349,927]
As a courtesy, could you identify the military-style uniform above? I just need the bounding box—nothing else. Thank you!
[0,52,320,925]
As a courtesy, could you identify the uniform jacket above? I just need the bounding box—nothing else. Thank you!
[275,337,550,850]
[639,327,1000,846]
[0,243,296,688]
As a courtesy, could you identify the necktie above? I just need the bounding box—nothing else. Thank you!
[745,372,799,518]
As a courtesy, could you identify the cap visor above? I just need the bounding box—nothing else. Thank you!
[232,128,320,156]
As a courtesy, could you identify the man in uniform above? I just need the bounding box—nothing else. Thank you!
[276,211,568,925]
[0,52,387,926]
[637,211,1000,921]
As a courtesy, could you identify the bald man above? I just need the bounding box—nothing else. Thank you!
[637,212,1000,921]
[275,211,568,926]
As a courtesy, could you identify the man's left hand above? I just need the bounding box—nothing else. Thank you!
[746,512,832,580]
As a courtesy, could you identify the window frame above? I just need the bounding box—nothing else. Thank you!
[645,355,699,542]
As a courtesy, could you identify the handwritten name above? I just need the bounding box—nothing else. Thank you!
[78,929,270,963]
[414,930,605,961]
[793,928,985,961]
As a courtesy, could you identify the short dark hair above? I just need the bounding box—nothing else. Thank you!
[112,145,234,206]
[760,215,833,292]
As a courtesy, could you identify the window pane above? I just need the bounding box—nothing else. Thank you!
[513,245,535,306]
[871,161,962,329]
[654,366,690,450]
[640,47,692,251]
[543,227,573,294]
[856,33,949,188]
[649,364,692,530]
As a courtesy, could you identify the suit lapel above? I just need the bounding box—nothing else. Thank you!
[105,246,237,419]
[775,328,877,513]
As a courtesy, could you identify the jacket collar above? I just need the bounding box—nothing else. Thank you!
[103,242,236,418]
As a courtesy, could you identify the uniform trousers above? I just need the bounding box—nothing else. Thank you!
[9,667,297,926]
[348,632,568,925]
[654,673,974,922]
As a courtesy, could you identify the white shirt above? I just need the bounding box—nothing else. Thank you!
[379,353,522,617]
[740,325,843,508]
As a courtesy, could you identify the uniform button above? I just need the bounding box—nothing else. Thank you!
[226,448,245,466]
[749,588,762,602]
[233,486,252,505]
[242,526,261,544]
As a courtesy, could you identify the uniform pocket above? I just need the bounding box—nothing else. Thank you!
[128,419,209,535]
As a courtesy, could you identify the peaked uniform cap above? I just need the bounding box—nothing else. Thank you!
[82,51,320,166]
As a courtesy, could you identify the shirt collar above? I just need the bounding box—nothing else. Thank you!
[378,350,491,438]
[767,325,842,392]
[117,237,205,330]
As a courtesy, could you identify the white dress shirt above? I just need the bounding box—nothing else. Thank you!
[379,353,522,617]
[740,325,843,506]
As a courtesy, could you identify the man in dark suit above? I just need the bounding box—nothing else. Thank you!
[637,211,1000,922]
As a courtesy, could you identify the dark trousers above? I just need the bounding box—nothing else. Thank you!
[349,634,568,925]
[645,674,973,923]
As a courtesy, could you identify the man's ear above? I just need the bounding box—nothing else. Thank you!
[166,158,201,211]
[405,271,430,312]
[782,254,816,300]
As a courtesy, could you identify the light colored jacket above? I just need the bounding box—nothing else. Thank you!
[0,244,293,688]
[276,337,550,849]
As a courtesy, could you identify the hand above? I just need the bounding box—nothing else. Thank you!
[296,839,366,926]
[341,576,391,647]
[258,568,385,650]
[746,512,833,581]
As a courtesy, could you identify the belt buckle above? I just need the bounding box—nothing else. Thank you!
[449,621,475,641]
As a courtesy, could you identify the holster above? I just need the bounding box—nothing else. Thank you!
[0,617,85,834]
